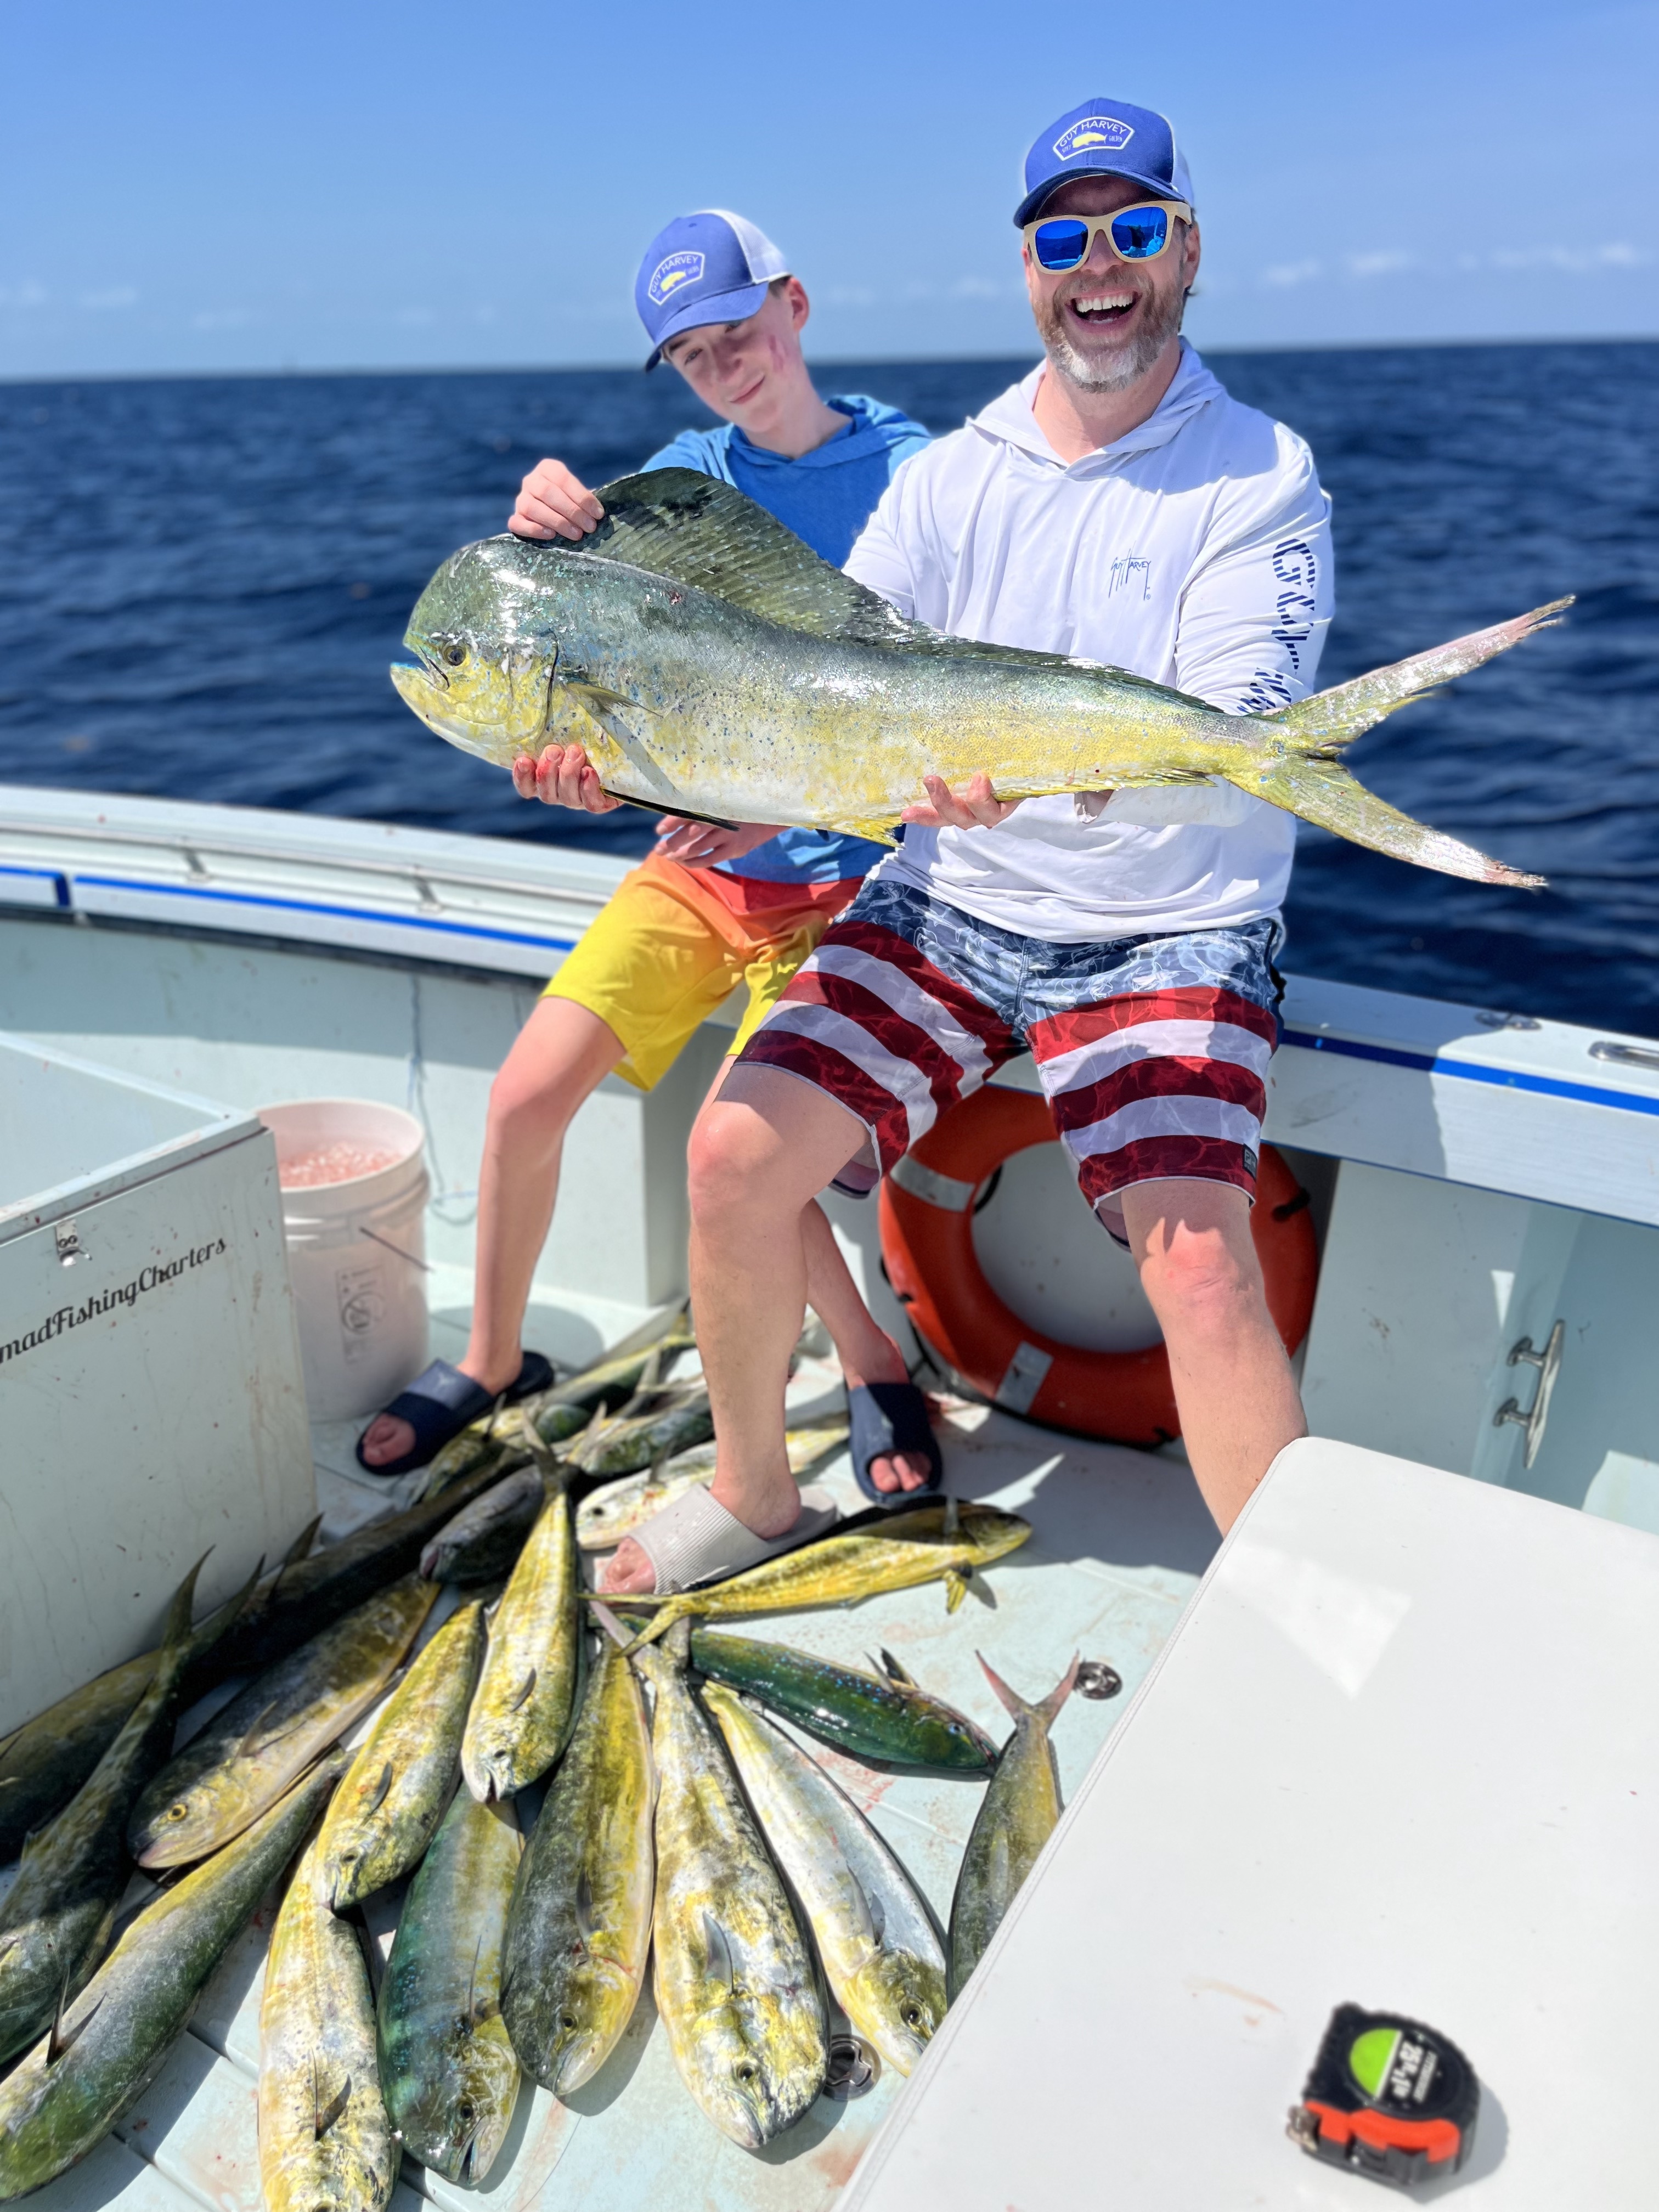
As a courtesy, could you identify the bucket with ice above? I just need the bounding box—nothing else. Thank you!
[259,1099,431,1424]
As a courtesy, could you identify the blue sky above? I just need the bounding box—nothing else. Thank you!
[4,0,1656,376]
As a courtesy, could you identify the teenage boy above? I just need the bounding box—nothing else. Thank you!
[359,210,941,1525]
[600,100,1335,1596]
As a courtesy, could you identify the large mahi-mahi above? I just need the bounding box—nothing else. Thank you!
[391,468,1565,885]
[634,1624,825,2147]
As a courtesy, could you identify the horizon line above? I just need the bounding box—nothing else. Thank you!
[2,330,1656,388]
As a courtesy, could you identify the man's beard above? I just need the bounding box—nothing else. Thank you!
[1036,279,1186,393]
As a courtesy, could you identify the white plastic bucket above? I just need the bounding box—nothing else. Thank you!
[261,1099,431,1424]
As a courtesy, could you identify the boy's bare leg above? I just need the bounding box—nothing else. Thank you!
[358,996,623,1466]
[798,1200,933,1493]
[1120,1177,1306,1534]
[600,1065,868,1594]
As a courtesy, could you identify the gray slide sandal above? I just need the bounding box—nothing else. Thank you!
[625,1484,840,1595]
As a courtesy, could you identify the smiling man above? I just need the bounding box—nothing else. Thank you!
[598,98,1336,1595]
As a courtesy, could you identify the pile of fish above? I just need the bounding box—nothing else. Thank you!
[0,1315,1096,2197]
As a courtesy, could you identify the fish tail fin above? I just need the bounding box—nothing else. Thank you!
[161,1552,212,1651]
[1261,599,1570,757]
[1221,599,1568,888]
[619,1600,684,1656]
[1222,757,1547,887]
[975,1652,1034,1721]
[1037,1654,1081,1726]
[183,1551,266,1673]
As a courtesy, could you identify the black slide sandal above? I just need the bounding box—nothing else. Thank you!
[354,1348,555,1478]
[848,1379,944,1508]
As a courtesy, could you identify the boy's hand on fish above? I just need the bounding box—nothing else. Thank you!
[512,743,622,812]
[509,458,606,543]
[652,817,780,867]
[901,771,1023,832]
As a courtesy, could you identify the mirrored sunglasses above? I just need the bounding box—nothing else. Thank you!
[1023,201,1193,273]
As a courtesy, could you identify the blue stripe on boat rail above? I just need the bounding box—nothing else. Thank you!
[1280,1026,1659,1120]
[69,873,579,955]
[0,862,72,907]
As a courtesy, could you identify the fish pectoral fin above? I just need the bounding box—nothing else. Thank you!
[47,1973,100,2066]
[701,1909,735,1992]
[876,1646,917,1689]
[944,1569,969,1614]
[847,1872,885,1948]
[568,680,663,719]
[509,1667,538,1713]
[573,1871,598,1949]
[825,818,900,848]
[313,2057,352,2140]
[364,1760,394,1815]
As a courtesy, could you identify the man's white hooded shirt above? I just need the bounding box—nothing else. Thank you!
[844,343,1335,942]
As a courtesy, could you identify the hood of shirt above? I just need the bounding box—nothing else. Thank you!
[724,393,927,472]
[966,340,1223,473]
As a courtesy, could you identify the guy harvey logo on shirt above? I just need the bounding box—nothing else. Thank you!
[0,1239,228,1365]
[648,251,706,307]
[1054,116,1135,161]
[1108,554,1152,600]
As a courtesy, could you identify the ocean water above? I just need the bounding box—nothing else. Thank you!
[1,342,1654,1032]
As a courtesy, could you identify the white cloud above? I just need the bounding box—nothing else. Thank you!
[1262,258,1323,288]
[0,281,48,310]
[1346,249,1414,278]
[78,286,137,310]
[821,284,877,308]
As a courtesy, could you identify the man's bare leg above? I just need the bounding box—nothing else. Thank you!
[1119,1177,1306,1534]
[600,1065,867,1594]
[358,997,623,1466]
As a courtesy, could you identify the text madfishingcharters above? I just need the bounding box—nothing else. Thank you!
[0,1239,228,1365]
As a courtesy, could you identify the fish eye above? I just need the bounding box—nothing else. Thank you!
[167,1802,189,1821]
[733,2059,757,2082]
[443,642,466,667]
[904,2006,923,2028]
[456,2100,474,2125]
[560,2012,578,2030]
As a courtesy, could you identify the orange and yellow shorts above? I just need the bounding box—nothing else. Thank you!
[544,853,865,1092]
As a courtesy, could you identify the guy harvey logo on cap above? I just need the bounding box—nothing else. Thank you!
[1054,116,1135,161]
[648,250,706,307]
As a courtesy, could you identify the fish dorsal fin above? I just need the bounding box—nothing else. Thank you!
[877,1647,917,1689]
[582,471,916,648]
[584,471,1212,699]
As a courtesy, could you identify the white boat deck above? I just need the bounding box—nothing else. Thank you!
[9,1344,1221,2212]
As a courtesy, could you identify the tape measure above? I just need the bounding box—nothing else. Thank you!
[1288,2004,1479,2190]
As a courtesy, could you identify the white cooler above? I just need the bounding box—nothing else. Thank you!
[0,1030,315,1735]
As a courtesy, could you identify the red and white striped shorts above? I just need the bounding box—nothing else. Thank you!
[736,877,1282,1216]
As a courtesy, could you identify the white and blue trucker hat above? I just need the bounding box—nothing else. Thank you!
[635,210,791,370]
[1014,97,1194,227]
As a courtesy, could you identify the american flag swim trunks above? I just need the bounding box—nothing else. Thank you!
[736,876,1283,1215]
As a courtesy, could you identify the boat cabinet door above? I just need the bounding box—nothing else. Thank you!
[1299,1159,1659,1530]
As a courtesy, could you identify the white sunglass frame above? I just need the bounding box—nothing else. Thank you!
[1022,201,1194,273]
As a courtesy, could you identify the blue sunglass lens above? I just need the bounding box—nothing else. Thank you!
[1110,207,1169,259]
[1032,219,1091,271]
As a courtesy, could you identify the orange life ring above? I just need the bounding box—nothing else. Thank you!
[878,1085,1318,1447]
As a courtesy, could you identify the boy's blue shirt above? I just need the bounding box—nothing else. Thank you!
[640,393,929,884]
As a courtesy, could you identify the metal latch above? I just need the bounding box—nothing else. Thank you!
[1493,1319,1564,1469]
[1590,1039,1659,1073]
[54,1219,88,1267]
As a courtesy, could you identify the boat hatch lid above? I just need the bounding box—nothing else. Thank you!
[844,1435,1659,2210]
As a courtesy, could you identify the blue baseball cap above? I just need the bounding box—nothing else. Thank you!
[1014,98,1194,227]
[635,210,791,370]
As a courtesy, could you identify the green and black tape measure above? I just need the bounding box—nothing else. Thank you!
[1288,2004,1479,2190]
